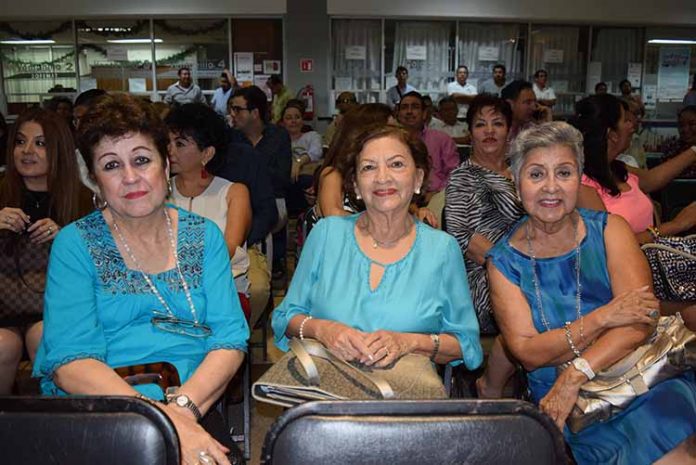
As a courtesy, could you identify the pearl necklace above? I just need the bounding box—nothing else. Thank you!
[112,209,200,325]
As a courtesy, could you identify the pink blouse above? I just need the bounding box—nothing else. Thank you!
[581,173,653,233]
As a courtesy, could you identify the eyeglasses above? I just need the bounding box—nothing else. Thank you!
[336,98,357,105]
[151,314,212,338]
[229,105,251,114]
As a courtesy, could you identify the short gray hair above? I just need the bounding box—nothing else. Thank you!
[510,121,584,187]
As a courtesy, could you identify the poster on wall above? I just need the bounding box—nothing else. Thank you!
[543,49,564,64]
[234,52,254,83]
[627,63,642,88]
[106,47,128,62]
[478,46,499,62]
[345,46,366,60]
[406,45,427,61]
[586,61,602,94]
[263,60,281,75]
[254,75,272,99]
[657,46,691,101]
[643,84,657,110]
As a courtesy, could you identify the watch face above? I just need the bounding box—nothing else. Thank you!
[176,395,188,407]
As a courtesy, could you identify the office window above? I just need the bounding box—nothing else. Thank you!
[0,21,76,111]
[331,19,382,106]
[591,27,643,95]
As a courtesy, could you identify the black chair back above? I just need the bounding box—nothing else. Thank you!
[262,399,568,465]
[0,396,180,465]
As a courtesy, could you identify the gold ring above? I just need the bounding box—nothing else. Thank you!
[198,450,215,465]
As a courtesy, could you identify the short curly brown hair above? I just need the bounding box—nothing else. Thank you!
[340,124,430,207]
[77,93,170,175]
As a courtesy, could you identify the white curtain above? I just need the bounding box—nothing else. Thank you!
[392,21,452,93]
[332,19,381,93]
[458,23,524,86]
[592,28,643,90]
[530,26,584,92]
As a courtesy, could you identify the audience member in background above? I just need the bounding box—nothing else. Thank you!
[618,98,648,169]
[386,66,416,109]
[430,97,470,145]
[0,108,91,395]
[209,97,277,329]
[532,69,556,109]
[594,81,608,95]
[447,65,478,119]
[164,67,206,106]
[267,75,293,124]
[281,100,322,182]
[488,121,696,465]
[619,79,644,113]
[660,105,696,178]
[44,96,73,128]
[572,94,696,242]
[166,103,252,296]
[684,76,696,106]
[445,95,523,337]
[228,85,292,282]
[478,64,508,97]
[323,91,357,147]
[422,95,435,126]
[211,69,238,117]
[273,124,483,379]
[34,94,249,465]
[397,91,459,196]
[502,80,551,142]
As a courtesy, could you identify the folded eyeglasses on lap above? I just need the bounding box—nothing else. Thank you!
[151,314,212,338]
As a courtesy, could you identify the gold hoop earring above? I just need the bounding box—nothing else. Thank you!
[92,192,107,210]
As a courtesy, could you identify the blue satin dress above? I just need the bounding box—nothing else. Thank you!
[272,214,483,371]
[487,208,696,465]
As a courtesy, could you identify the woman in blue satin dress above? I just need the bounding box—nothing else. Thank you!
[487,122,696,465]
[273,124,483,374]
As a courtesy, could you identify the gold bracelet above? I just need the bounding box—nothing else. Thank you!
[647,226,661,240]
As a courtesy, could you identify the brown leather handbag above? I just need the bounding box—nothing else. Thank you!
[0,232,50,326]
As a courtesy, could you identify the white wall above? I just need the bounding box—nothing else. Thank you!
[328,0,696,26]
[0,0,286,17]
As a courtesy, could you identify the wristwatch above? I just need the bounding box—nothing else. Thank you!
[571,357,596,381]
[167,393,202,421]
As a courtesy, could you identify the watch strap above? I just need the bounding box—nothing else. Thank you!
[571,357,596,380]
[170,394,202,421]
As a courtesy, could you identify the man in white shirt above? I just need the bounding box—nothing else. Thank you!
[430,97,470,145]
[164,67,207,105]
[532,69,556,109]
[446,65,477,118]
[211,69,236,117]
[386,66,416,109]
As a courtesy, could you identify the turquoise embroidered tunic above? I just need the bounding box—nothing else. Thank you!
[33,207,249,399]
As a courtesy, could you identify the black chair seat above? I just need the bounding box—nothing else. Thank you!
[0,396,180,465]
[262,399,568,465]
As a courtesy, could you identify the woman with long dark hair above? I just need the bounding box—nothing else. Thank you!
[0,107,91,394]
[572,94,696,243]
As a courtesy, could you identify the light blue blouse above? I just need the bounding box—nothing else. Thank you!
[33,207,249,399]
[272,214,483,369]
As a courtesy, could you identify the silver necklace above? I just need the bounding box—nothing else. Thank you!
[526,211,583,334]
[112,209,200,325]
[362,214,414,249]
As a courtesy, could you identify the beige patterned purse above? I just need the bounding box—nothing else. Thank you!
[566,314,696,433]
[253,338,447,408]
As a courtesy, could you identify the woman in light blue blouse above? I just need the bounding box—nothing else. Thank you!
[33,94,248,465]
[272,124,482,371]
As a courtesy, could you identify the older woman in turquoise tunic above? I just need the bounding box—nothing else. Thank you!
[33,94,249,465]
[487,122,696,465]
[272,124,482,373]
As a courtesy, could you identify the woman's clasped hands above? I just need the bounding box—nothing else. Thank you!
[315,321,412,368]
